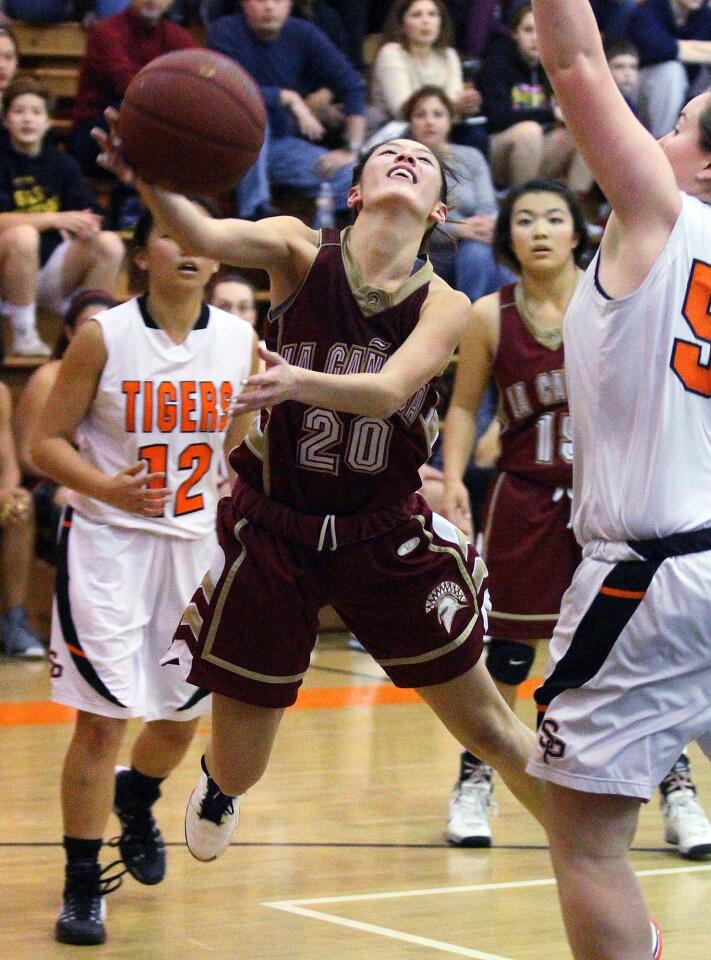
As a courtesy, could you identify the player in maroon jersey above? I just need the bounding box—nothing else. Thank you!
[95,120,546,861]
[442,178,711,857]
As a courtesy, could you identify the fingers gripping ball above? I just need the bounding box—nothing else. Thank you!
[118,49,266,195]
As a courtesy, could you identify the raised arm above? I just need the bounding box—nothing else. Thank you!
[531,0,680,234]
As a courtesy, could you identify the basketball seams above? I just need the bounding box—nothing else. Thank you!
[122,96,261,152]
[128,65,265,136]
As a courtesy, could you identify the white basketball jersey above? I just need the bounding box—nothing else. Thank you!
[566,193,711,545]
[72,297,254,539]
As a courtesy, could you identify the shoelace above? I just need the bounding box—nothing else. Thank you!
[665,790,710,829]
[109,805,162,860]
[199,778,235,825]
[62,861,127,917]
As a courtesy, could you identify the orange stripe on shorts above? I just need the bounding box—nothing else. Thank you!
[600,586,646,600]
[66,643,86,658]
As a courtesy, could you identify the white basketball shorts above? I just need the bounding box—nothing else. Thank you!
[50,508,215,722]
[527,535,711,800]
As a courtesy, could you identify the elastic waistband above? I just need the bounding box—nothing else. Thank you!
[583,526,711,563]
[232,480,419,551]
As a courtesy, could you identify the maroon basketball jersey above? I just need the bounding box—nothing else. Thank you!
[231,229,439,515]
[494,283,572,486]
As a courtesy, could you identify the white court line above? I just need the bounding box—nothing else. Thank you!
[262,862,711,960]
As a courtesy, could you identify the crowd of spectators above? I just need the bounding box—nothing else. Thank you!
[0,0,707,658]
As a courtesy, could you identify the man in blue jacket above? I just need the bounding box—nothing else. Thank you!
[208,0,365,219]
[628,0,711,137]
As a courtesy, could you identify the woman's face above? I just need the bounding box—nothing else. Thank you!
[408,95,452,149]
[137,216,218,292]
[513,11,539,65]
[510,191,578,274]
[0,36,18,93]
[211,280,257,328]
[350,139,446,226]
[402,0,442,48]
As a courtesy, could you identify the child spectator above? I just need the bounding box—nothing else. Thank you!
[0,25,18,98]
[0,78,124,356]
[0,380,44,658]
[605,37,641,117]
[69,0,196,176]
[479,1,591,190]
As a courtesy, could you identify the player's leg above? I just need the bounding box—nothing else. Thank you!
[57,710,128,946]
[0,224,48,356]
[447,637,537,846]
[543,782,659,960]
[185,694,285,862]
[417,659,543,824]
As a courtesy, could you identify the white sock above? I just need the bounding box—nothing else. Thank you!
[5,302,37,337]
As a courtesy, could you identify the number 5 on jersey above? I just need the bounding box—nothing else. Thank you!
[671,259,711,398]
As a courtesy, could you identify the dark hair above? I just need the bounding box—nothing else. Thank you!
[382,0,454,52]
[699,95,711,153]
[604,38,639,63]
[350,138,450,254]
[508,0,532,31]
[207,269,255,300]
[53,287,117,359]
[2,75,54,115]
[401,84,456,124]
[129,195,222,292]
[493,177,588,272]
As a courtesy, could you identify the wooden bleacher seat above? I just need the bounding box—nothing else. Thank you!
[11,20,86,63]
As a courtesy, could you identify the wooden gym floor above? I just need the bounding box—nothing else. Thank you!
[1,634,710,959]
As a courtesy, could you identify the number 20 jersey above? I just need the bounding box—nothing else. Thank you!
[71,296,254,539]
[231,229,439,516]
[566,193,711,545]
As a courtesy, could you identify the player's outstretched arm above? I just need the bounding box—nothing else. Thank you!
[232,283,471,419]
[531,0,680,234]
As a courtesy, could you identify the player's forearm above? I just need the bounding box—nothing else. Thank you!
[531,0,606,75]
[294,368,404,419]
[442,404,477,483]
[136,185,222,257]
[32,436,111,502]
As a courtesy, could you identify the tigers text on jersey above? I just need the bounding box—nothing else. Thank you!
[565,193,711,545]
[495,282,572,486]
[231,228,440,516]
[71,296,254,539]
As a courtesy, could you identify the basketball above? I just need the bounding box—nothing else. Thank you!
[118,49,266,195]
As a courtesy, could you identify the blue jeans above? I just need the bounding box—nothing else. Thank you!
[431,239,516,305]
[95,0,130,15]
[237,121,355,218]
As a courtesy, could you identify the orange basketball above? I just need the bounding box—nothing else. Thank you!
[118,49,265,195]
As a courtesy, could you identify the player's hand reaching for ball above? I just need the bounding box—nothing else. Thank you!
[93,108,136,186]
[102,461,171,517]
[230,347,298,414]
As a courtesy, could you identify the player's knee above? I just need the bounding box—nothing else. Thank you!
[75,711,125,757]
[486,639,535,687]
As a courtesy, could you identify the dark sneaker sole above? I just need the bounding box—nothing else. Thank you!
[680,843,711,861]
[446,836,492,848]
[55,922,106,946]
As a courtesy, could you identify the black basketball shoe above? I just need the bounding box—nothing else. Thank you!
[112,766,166,885]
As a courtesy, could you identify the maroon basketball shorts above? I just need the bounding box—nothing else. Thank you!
[167,494,490,707]
[481,472,582,643]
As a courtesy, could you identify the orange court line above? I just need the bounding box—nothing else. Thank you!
[0,678,543,726]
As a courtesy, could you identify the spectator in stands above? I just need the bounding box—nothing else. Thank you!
[368,0,485,152]
[590,0,638,42]
[403,85,515,303]
[0,77,124,356]
[13,288,116,565]
[69,0,196,176]
[0,380,45,658]
[0,25,18,97]
[208,269,258,328]
[479,1,591,190]
[628,0,711,138]
[605,37,641,117]
[208,0,365,220]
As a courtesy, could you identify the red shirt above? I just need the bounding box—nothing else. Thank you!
[72,8,196,125]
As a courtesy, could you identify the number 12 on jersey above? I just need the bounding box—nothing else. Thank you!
[139,443,213,516]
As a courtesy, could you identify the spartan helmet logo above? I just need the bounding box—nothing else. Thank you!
[425,581,468,634]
